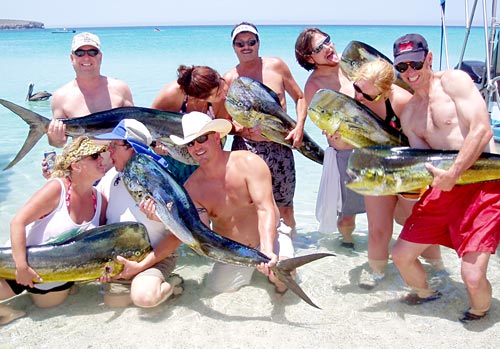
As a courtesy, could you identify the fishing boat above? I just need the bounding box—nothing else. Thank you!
[51,28,76,34]
[445,0,500,143]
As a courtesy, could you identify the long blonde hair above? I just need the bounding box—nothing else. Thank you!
[353,59,395,99]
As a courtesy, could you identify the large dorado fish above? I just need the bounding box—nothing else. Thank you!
[346,146,500,196]
[123,153,334,309]
[307,89,409,148]
[0,98,196,170]
[340,40,413,93]
[0,222,151,283]
[225,76,324,165]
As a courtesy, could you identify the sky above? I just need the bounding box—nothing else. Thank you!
[1,1,498,28]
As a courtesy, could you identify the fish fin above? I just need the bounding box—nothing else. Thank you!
[0,99,50,170]
[273,252,335,309]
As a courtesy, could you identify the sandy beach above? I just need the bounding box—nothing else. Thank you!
[1,216,499,348]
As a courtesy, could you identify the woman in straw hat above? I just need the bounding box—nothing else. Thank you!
[0,136,107,322]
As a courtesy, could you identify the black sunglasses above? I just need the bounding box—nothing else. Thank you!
[186,133,213,147]
[353,83,381,102]
[311,35,331,55]
[233,39,258,48]
[88,153,101,160]
[395,60,424,73]
[73,48,100,57]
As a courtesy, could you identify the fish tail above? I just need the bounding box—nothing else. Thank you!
[273,252,334,309]
[0,99,50,170]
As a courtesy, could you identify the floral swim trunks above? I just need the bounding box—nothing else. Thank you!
[232,136,295,207]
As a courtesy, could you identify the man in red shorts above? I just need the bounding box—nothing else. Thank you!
[390,33,500,323]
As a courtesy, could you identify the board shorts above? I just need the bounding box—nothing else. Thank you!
[400,182,500,257]
[6,279,74,295]
[231,136,295,207]
[205,221,294,293]
[337,149,366,216]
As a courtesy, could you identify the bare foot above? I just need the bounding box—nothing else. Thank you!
[0,304,26,326]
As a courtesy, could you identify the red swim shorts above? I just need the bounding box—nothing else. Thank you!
[400,181,500,257]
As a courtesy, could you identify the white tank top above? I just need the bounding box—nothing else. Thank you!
[25,178,103,246]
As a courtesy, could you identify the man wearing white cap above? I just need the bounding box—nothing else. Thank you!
[94,119,183,308]
[223,22,307,232]
[171,111,294,294]
[48,32,133,148]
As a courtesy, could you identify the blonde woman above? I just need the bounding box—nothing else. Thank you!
[0,137,107,317]
[352,59,443,289]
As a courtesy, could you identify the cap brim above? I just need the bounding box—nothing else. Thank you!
[394,50,426,65]
[95,131,126,141]
[170,119,232,145]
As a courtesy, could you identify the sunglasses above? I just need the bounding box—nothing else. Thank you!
[233,39,258,48]
[311,35,331,55]
[73,48,100,57]
[395,60,424,73]
[108,142,129,150]
[83,152,101,161]
[353,83,381,102]
[186,133,213,147]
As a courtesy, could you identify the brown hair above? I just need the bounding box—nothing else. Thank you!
[295,27,329,71]
[177,65,222,100]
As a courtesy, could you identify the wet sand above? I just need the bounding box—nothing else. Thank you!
[1,219,499,348]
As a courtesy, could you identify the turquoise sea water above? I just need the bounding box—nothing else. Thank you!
[0,24,489,241]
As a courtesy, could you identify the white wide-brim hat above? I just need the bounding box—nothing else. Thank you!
[170,111,232,145]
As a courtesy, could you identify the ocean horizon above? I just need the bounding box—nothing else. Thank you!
[0,24,490,241]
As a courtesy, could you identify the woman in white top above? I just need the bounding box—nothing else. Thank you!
[0,136,107,314]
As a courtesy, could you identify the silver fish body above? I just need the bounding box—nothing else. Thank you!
[0,98,196,170]
[123,153,334,308]
[346,146,500,195]
[307,89,408,148]
[0,222,151,282]
[225,76,324,164]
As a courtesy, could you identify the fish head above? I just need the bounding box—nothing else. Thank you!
[122,154,173,205]
[345,146,392,195]
[113,222,152,262]
[307,89,343,134]
[225,78,262,129]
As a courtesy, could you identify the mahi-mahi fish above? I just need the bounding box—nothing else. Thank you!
[307,89,409,148]
[0,222,151,283]
[346,146,500,196]
[0,98,196,170]
[340,40,413,93]
[123,153,334,308]
[225,76,324,164]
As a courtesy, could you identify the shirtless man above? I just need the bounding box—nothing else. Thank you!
[390,34,500,323]
[48,32,133,148]
[171,111,293,293]
[224,22,307,231]
[295,28,365,248]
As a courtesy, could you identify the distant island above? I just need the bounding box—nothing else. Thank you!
[0,19,44,30]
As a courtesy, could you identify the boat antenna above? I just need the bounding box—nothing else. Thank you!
[439,0,450,69]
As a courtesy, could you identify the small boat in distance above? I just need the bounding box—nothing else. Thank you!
[51,28,76,34]
[154,28,161,32]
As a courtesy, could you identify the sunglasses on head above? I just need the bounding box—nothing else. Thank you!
[73,48,100,57]
[233,39,258,48]
[353,83,381,102]
[186,132,214,147]
[310,35,331,55]
[395,60,424,73]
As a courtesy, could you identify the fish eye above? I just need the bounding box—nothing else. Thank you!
[134,251,141,256]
